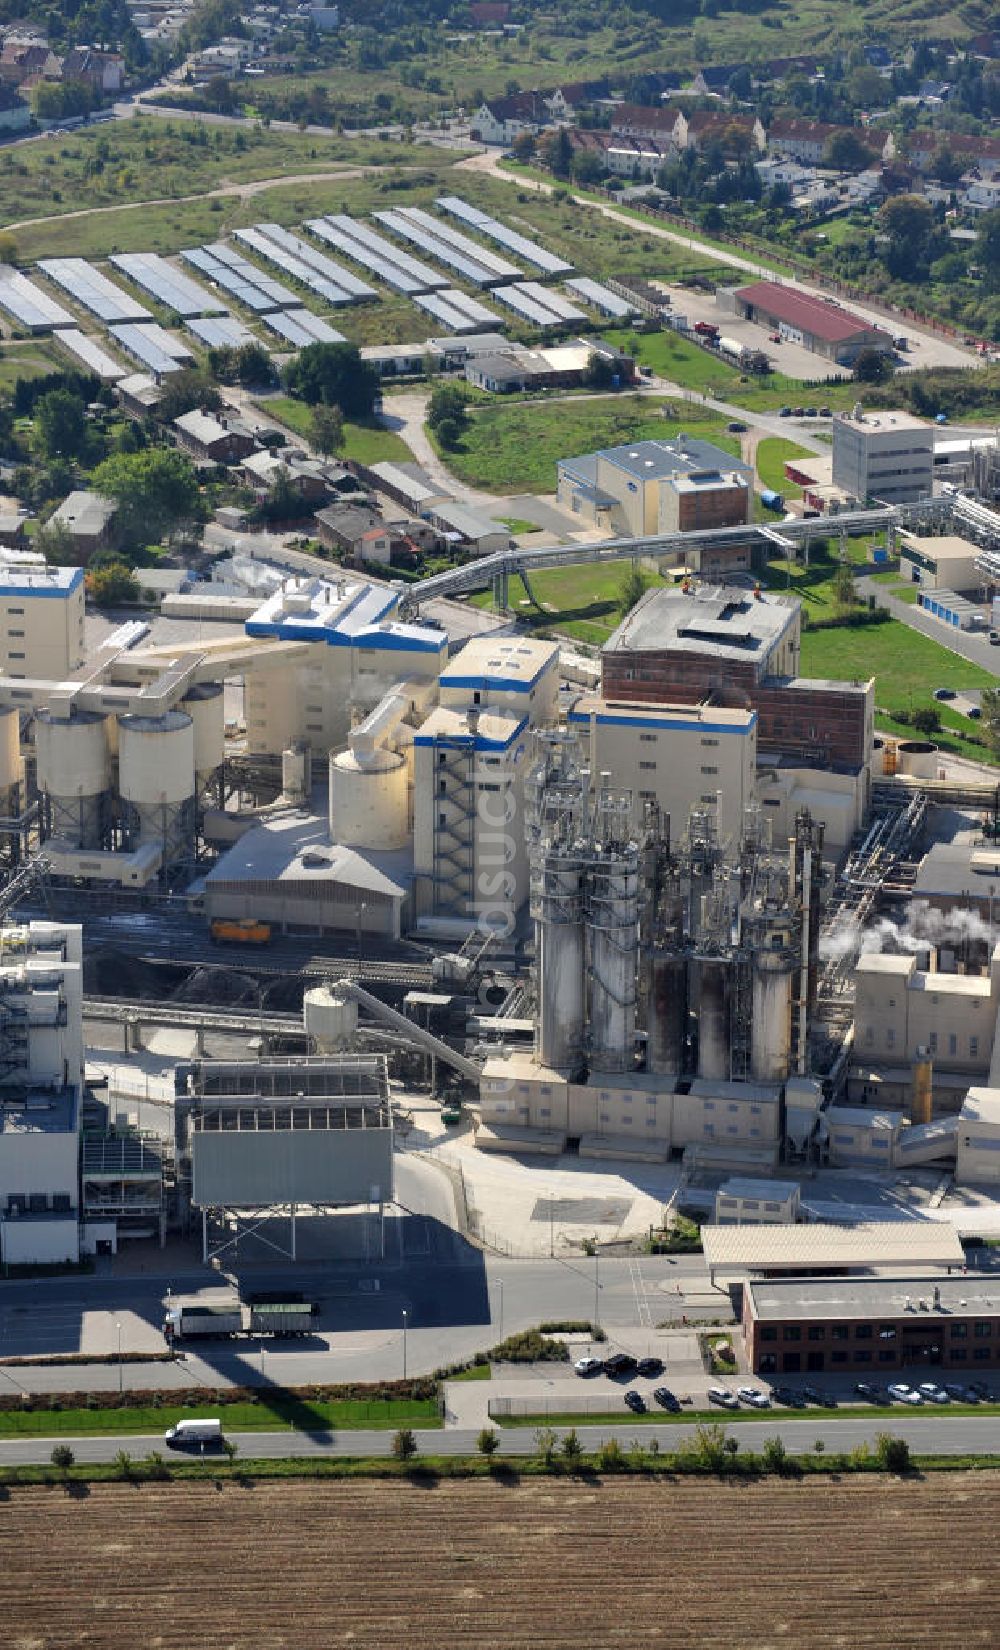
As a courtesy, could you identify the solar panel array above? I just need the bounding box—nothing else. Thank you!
[413,288,501,334]
[0,266,74,331]
[306,216,446,295]
[54,329,128,380]
[233,226,363,308]
[399,206,521,282]
[374,207,516,288]
[244,224,376,301]
[109,253,227,317]
[109,323,195,376]
[566,276,639,319]
[436,196,574,276]
[37,258,150,324]
[263,309,346,348]
[492,282,587,329]
[186,314,257,349]
[180,245,298,312]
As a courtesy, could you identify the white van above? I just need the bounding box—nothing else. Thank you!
[165,1418,223,1448]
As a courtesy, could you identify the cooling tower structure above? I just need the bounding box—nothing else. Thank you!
[35,708,110,849]
[118,709,196,872]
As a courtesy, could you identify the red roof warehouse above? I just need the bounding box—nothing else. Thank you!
[731,280,893,364]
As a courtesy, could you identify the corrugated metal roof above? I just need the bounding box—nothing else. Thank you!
[703,1220,965,1272]
[735,280,880,343]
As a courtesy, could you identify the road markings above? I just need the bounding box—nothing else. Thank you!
[628,1258,653,1328]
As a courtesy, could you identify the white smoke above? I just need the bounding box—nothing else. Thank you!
[820,901,995,963]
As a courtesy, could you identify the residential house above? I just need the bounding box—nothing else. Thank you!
[906,130,1000,172]
[62,46,123,93]
[242,449,331,505]
[468,2,510,24]
[470,90,551,144]
[768,117,895,166]
[759,55,820,81]
[862,44,893,70]
[0,505,27,549]
[47,490,117,561]
[314,502,385,558]
[0,42,61,87]
[917,79,952,103]
[690,63,748,98]
[609,102,687,148]
[115,373,163,420]
[173,408,257,466]
[685,109,766,154]
[0,82,29,131]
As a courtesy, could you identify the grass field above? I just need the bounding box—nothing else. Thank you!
[437,395,739,494]
[1,1475,996,1648]
[755,437,813,496]
[0,1394,439,1436]
[470,559,671,645]
[261,397,411,463]
[603,327,745,396]
[0,339,59,390]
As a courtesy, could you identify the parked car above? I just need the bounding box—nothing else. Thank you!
[819,407,832,417]
[854,1382,879,1400]
[888,1383,923,1405]
[793,406,806,416]
[624,1390,646,1413]
[727,420,747,433]
[805,406,817,417]
[933,687,956,700]
[989,631,1000,646]
[574,1356,603,1377]
[918,1383,950,1404]
[801,1385,824,1403]
[636,1356,663,1378]
[943,1382,969,1400]
[603,1353,638,1377]
[968,1382,992,1400]
[772,1386,806,1408]
[778,405,792,417]
[968,706,982,720]
[737,1386,771,1408]
[708,1386,739,1409]
[653,1386,681,1411]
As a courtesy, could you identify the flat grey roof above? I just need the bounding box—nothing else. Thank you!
[0,1087,78,1135]
[603,437,749,483]
[702,1220,964,1274]
[718,1177,800,1201]
[748,1272,999,1322]
[912,842,1000,900]
[49,490,116,535]
[607,583,798,660]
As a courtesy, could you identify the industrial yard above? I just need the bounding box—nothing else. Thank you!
[1,1475,998,1649]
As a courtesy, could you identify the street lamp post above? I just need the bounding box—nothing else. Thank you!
[548,1198,555,1258]
[593,1248,600,1333]
[497,1278,504,1346]
[402,1309,408,1381]
[115,1320,123,1395]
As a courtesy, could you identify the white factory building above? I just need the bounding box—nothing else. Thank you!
[0,922,85,1267]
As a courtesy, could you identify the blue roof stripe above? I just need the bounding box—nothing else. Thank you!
[568,709,756,736]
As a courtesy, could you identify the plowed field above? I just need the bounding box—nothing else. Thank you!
[2,1474,997,1649]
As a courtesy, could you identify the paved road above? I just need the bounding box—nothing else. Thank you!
[856,572,1000,675]
[3,1413,999,1467]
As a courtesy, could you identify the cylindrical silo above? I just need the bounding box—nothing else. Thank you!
[588,843,639,1073]
[896,740,939,779]
[118,709,195,865]
[329,747,408,850]
[751,949,795,1083]
[535,845,586,1076]
[0,708,21,801]
[303,984,359,1052]
[645,948,687,1075]
[182,684,225,788]
[693,954,732,1082]
[35,708,109,848]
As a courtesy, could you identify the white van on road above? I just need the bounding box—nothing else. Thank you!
[165,1418,223,1448]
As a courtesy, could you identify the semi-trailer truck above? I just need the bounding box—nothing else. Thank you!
[164,1301,316,1341]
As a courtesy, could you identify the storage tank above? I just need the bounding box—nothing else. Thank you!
[303,984,358,1052]
[118,709,195,863]
[693,954,732,1082]
[282,742,310,804]
[751,948,795,1083]
[329,747,408,850]
[0,708,20,799]
[535,845,586,1075]
[896,740,939,779]
[35,708,109,847]
[589,843,639,1073]
[645,948,687,1075]
[182,684,224,786]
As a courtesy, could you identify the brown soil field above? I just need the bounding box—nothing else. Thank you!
[1,1474,997,1649]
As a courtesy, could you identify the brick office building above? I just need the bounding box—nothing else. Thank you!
[743,1275,1000,1376]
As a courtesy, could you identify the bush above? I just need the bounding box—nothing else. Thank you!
[490,1329,570,1364]
[476,1427,499,1458]
[50,1445,74,1471]
[391,1428,417,1461]
[597,1437,625,1472]
[875,1432,911,1473]
[761,1436,787,1473]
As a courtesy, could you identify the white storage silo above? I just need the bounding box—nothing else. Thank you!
[329,747,408,850]
[0,708,21,807]
[303,984,359,1052]
[118,709,195,865]
[182,684,224,789]
[35,708,109,847]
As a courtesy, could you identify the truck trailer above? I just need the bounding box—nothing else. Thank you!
[165,1300,317,1341]
[164,1305,243,1340]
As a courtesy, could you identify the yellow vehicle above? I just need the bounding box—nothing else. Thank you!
[209,918,272,946]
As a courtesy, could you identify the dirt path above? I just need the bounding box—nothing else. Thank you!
[3,167,383,234]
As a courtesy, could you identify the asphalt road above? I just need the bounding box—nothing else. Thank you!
[2,1413,999,1467]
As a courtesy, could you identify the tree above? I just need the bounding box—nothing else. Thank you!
[0,233,16,266]
[618,565,649,616]
[311,402,344,455]
[880,194,936,280]
[822,129,877,172]
[434,416,463,451]
[834,561,856,609]
[913,706,941,735]
[932,147,969,187]
[982,685,1000,757]
[560,1428,583,1466]
[585,351,617,389]
[90,448,202,550]
[157,369,221,424]
[34,519,79,568]
[222,1438,239,1465]
[476,1427,499,1458]
[113,1448,134,1480]
[534,1426,557,1466]
[761,1436,787,1473]
[391,1427,417,1461]
[572,149,605,186]
[284,341,379,417]
[35,390,88,461]
[853,347,894,384]
[976,208,1000,294]
[683,1423,729,1470]
[875,1432,911,1472]
[511,130,536,163]
[86,560,140,607]
[597,1437,625,1472]
[538,127,573,179]
[427,382,469,432]
[847,64,887,109]
[50,1444,75,1474]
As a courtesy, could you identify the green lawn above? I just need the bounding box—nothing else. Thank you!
[261,397,411,463]
[755,437,813,497]
[604,327,745,397]
[470,559,673,645]
[0,340,59,390]
[0,1395,440,1436]
[436,395,739,494]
